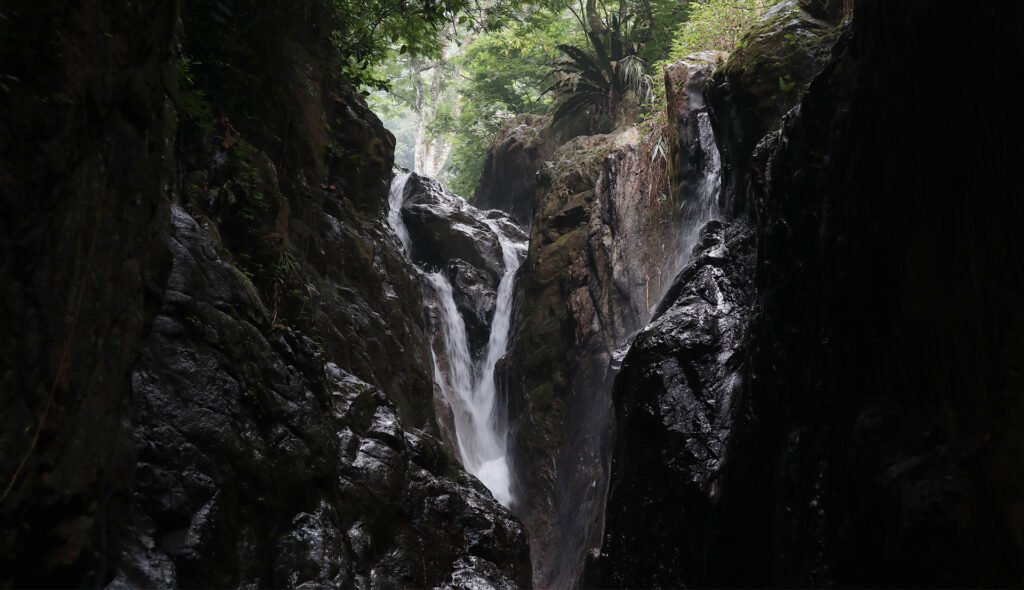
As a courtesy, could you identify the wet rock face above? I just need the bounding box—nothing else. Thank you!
[404,173,505,278]
[592,220,754,588]
[504,124,686,587]
[474,115,557,227]
[665,51,728,212]
[599,0,1024,587]
[706,0,838,214]
[112,206,532,588]
[0,1,176,584]
[503,48,732,586]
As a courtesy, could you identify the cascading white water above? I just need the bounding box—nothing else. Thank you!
[386,171,523,507]
[388,171,413,256]
[675,110,722,270]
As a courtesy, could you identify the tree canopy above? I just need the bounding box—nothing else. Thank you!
[339,0,782,195]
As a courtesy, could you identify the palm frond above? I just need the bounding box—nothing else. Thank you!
[552,89,604,122]
[616,54,653,104]
[556,44,613,84]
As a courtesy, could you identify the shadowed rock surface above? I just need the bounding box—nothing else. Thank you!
[706,0,838,213]
[473,115,557,227]
[0,1,176,583]
[112,205,531,588]
[504,59,723,583]
[596,0,1024,586]
[0,0,533,586]
[590,220,755,588]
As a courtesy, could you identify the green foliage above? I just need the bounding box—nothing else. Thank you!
[639,0,694,65]
[369,4,577,194]
[176,56,215,134]
[182,0,469,94]
[329,0,470,89]
[548,9,654,130]
[440,9,579,194]
[462,10,574,116]
[640,0,780,123]
[668,0,781,59]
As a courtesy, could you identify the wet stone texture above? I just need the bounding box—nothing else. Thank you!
[112,205,532,588]
[473,115,558,228]
[596,0,1024,587]
[591,220,754,588]
[400,172,527,358]
[504,121,691,587]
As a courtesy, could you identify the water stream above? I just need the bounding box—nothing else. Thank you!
[387,171,413,255]
[387,172,524,507]
[675,110,722,272]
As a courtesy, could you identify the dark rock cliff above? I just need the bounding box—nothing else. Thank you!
[594,220,755,588]
[0,2,177,583]
[593,3,838,585]
[502,74,716,583]
[706,0,838,214]
[0,0,531,586]
[473,115,556,228]
[113,205,530,588]
[597,0,1024,587]
[492,47,727,587]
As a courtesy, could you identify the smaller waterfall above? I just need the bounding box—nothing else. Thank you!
[386,171,524,508]
[388,171,413,255]
[675,110,722,270]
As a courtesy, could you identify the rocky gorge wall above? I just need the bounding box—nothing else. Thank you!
[494,55,726,587]
[0,0,530,586]
[595,0,1024,587]
[4,0,1022,587]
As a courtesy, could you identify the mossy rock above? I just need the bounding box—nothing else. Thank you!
[707,0,841,212]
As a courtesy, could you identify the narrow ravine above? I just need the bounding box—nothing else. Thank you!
[387,171,526,507]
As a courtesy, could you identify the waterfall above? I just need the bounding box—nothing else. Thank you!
[675,110,722,270]
[386,171,524,507]
[388,171,413,256]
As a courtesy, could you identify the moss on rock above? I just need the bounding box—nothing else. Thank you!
[707,0,842,214]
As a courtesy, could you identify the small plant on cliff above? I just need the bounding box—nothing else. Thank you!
[668,0,781,59]
[642,0,780,124]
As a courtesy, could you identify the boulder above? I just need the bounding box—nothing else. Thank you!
[110,205,533,588]
[399,172,527,357]
[474,115,557,226]
[591,220,755,588]
[403,173,506,281]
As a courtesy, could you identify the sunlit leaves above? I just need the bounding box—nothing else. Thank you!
[327,0,471,88]
[669,0,781,59]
